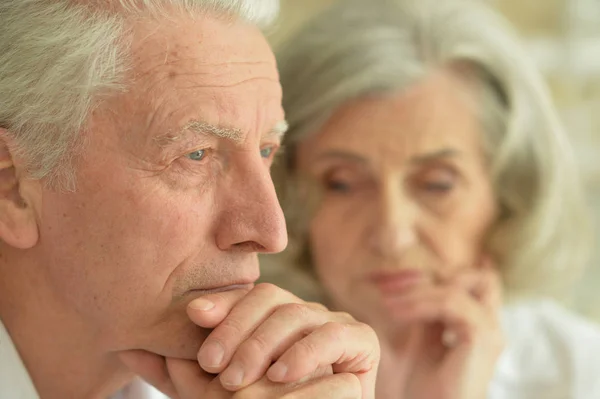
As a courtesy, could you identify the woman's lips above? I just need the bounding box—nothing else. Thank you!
[369,269,425,295]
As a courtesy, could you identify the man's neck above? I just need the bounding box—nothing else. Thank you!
[0,260,134,399]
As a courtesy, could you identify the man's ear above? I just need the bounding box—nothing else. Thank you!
[0,128,40,249]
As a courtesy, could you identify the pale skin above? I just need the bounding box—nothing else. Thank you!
[0,8,378,399]
[295,70,504,399]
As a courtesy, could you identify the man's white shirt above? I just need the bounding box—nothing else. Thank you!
[0,320,38,399]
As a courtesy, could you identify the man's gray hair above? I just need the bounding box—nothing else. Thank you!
[275,0,591,298]
[0,0,279,189]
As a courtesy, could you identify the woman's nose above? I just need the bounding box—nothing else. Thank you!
[368,181,418,258]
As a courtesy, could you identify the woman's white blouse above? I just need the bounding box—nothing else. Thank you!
[489,300,600,399]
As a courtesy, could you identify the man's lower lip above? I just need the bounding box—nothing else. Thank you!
[189,283,254,295]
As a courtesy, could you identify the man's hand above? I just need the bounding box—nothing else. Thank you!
[120,283,379,398]
[119,351,363,399]
[189,283,379,398]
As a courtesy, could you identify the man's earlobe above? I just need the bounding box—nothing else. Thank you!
[0,129,40,249]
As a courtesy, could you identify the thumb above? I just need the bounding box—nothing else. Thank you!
[186,287,250,329]
[118,350,178,398]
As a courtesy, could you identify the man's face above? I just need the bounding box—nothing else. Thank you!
[35,12,287,359]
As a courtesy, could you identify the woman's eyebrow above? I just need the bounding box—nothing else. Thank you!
[313,150,368,164]
[410,148,461,165]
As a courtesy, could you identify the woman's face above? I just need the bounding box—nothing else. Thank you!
[295,71,498,329]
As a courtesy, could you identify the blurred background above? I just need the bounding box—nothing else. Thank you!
[264,0,600,321]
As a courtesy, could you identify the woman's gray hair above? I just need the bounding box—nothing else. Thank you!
[0,0,279,190]
[275,0,592,298]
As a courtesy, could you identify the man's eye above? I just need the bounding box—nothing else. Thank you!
[186,149,206,161]
[260,147,274,159]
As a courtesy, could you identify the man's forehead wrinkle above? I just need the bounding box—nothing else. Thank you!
[131,59,278,100]
[144,94,171,141]
[135,59,276,80]
[176,76,281,90]
[157,59,274,68]
[153,133,181,147]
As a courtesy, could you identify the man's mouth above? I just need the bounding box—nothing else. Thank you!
[187,282,255,296]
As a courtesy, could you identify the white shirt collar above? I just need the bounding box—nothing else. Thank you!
[0,318,40,399]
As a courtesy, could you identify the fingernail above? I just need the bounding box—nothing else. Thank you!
[189,298,215,311]
[220,363,245,387]
[198,340,224,368]
[267,361,288,382]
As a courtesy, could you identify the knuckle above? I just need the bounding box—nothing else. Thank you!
[321,321,349,339]
[277,302,311,320]
[361,322,380,348]
[294,336,321,359]
[253,282,281,296]
[235,334,271,365]
[218,315,246,339]
[307,301,330,312]
[331,310,356,323]
[352,319,371,331]
[254,283,300,304]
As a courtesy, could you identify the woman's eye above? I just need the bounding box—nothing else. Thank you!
[415,167,457,195]
[423,181,454,193]
[186,149,206,161]
[260,146,274,159]
[326,180,352,193]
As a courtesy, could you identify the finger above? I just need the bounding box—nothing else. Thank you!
[165,358,223,399]
[117,350,177,398]
[283,373,362,399]
[387,288,488,342]
[477,260,503,310]
[266,321,379,399]
[218,302,335,390]
[446,270,488,300]
[196,283,305,373]
[442,265,502,311]
[187,287,252,329]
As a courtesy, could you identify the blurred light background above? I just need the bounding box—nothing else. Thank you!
[265,0,600,321]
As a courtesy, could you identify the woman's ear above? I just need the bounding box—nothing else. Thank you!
[0,129,40,249]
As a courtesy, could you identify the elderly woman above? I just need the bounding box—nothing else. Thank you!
[270,0,600,397]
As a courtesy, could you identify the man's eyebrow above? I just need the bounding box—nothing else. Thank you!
[154,120,289,147]
[263,120,289,141]
[154,120,243,146]
[411,148,460,164]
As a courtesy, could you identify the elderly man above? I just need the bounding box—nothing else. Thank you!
[0,1,379,398]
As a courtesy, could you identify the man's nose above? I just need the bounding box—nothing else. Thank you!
[214,155,288,254]
[368,180,417,258]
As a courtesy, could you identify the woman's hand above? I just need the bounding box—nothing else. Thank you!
[385,259,504,399]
